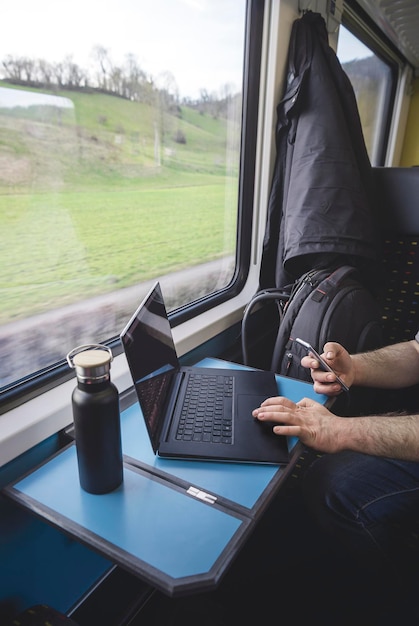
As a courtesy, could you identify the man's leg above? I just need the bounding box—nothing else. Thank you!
[303,451,419,621]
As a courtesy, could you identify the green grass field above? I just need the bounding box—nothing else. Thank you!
[0,83,240,323]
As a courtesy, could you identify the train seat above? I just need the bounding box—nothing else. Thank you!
[374,166,419,346]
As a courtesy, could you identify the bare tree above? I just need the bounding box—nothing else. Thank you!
[2,55,24,81]
[124,53,147,101]
[109,65,124,95]
[37,59,54,87]
[157,70,179,108]
[21,56,36,83]
[91,45,112,90]
[63,55,86,88]
[52,61,65,87]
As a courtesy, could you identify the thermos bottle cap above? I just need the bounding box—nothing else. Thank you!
[67,344,113,383]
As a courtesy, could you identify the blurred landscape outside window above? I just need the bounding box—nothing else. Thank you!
[0,0,246,390]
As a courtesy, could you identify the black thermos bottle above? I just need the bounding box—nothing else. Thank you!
[67,344,123,494]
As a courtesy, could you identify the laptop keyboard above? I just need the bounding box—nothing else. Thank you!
[176,373,234,444]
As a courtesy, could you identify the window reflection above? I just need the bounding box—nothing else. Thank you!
[337,25,392,164]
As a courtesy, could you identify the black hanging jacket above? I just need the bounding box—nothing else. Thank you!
[259,11,379,290]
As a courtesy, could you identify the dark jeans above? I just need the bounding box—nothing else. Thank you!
[303,451,419,568]
[218,450,419,624]
[302,450,419,622]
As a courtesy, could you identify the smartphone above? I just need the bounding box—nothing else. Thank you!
[295,337,350,392]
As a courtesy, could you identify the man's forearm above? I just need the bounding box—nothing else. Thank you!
[352,340,419,389]
[336,413,419,461]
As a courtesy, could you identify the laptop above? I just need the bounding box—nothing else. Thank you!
[120,282,289,464]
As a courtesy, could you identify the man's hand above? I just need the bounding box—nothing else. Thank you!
[252,395,343,453]
[301,341,354,395]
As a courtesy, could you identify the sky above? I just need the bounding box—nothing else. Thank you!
[1,1,372,102]
[337,25,373,63]
[1,0,246,100]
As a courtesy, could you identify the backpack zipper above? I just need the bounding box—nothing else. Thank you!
[285,352,293,376]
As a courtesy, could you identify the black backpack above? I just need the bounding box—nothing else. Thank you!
[242,265,383,382]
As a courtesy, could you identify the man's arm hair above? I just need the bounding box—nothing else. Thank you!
[352,340,419,389]
[337,412,419,461]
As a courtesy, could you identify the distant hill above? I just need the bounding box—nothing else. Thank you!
[0,81,240,192]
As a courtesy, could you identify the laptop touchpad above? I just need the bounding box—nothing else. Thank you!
[237,394,274,425]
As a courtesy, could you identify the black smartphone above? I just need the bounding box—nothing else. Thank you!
[295,337,350,392]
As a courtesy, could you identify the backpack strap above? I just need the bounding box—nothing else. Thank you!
[309,266,357,303]
[241,287,291,366]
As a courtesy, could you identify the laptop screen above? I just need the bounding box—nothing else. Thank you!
[120,283,179,449]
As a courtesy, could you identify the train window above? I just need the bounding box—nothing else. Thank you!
[0,0,254,401]
[337,23,395,165]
